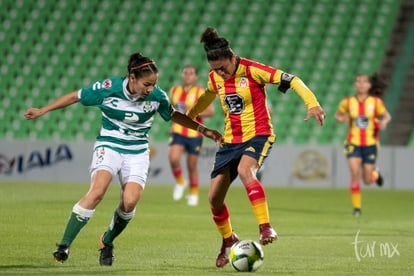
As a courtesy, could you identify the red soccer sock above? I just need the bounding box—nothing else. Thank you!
[189,176,198,195]
[245,180,270,225]
[211,203,233,239]
[172,167,185,185]
[350,181,361,209]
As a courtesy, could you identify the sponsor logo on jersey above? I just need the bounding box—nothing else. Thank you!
[240,77,248,88]
[102,79,112,89]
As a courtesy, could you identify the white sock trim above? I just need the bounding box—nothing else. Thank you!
[116,207,136,220]
[73,203,95,218]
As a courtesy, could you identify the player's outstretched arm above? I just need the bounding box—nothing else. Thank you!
[171,110,223,144]
[24,91,80,120]
[334,110,349,124]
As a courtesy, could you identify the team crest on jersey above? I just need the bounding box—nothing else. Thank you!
[239,77,248,88]
[143,101,153,112]
[102,79,112,89]
[189,94,196,102]
[367,105,374,114]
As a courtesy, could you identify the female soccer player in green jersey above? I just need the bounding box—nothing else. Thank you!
[24,52,223,266]
[186,27,326,268]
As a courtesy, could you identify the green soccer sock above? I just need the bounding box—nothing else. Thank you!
[103,207,135,245]
[60,203,95,246]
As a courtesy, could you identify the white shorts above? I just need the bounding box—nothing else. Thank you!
[89,147,149,188]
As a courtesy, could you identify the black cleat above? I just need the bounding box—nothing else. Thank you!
[99,234,114,266]
[376,173,383,187]
[353,208,362,217]
[53,244,70,263]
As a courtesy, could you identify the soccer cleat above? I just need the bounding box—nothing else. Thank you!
[53,244,70,263]
[173,182,187,201]
[259,223,278,245]
[376,172,384,187]
[216,232,239,268]
[187,194,198,206]
[353,208,362,217]
[99,233,114,266]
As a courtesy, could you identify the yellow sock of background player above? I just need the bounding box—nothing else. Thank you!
[172,167,185,185]
[189,176,198,195]
[350,181,361,209]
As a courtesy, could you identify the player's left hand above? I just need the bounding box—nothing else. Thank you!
[24,107,45,120]
[204,129,224,145]
[305,106,326,126]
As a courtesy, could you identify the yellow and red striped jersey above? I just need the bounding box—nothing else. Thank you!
[188,57,320,144]
[170,85,205,137]
[338,96,387,146]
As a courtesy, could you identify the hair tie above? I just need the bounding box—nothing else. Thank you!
[130,61,155,71]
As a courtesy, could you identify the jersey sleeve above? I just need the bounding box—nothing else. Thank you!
[79,79,112,106]
[248,62,320,109]
[375,97,387,116]
[337,98,349,114]
[156,86,174,121]
[289,76,320,109]
[249,63,279,84]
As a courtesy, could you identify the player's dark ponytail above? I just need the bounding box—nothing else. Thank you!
[200,27,234,61]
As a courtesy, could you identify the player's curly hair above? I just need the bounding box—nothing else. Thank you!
[127,52,158,78]
[368,73,388,98]
[200,27,234,61]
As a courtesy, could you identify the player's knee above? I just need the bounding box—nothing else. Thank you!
[362,177,372,185]
[122,200,138,213]
[237,169,253,183]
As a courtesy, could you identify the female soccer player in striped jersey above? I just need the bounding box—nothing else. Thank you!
[24,52,223,266]
[169,65,214,206]
[335,73,391,217]
[186,27,326,268]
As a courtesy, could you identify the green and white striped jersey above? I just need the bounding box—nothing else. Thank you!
[78,77,173,154]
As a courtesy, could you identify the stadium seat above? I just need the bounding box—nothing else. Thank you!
[0,0,401,144]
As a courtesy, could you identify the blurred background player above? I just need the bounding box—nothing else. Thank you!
[187,27,326,268]
[24,52,223,266]
[169,65,214,206]
[335,73,392,217]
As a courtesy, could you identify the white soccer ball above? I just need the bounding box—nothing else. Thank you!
[229,240,264,272]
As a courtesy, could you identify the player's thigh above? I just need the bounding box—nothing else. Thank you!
[119,150,150,189]
[90,147,122,176]
[347,157,362,178]
[89,147,122,194]
[238,154,259,184]
[169,144,185,163]
[209,169,232,207]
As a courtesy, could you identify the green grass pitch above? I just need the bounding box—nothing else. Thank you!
[0,181,413,275]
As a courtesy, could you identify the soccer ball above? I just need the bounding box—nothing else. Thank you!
[229,240,264,272]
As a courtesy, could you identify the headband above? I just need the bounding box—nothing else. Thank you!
[130,61,155,71]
